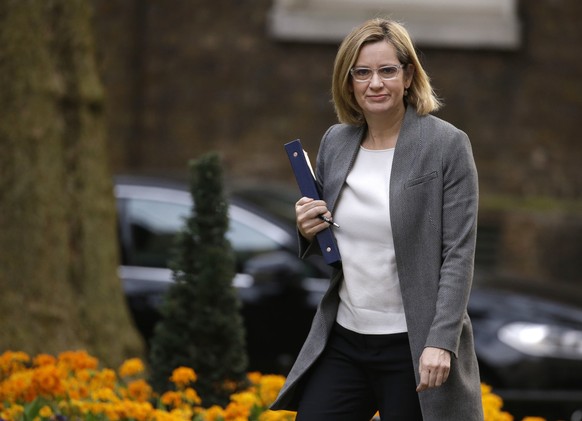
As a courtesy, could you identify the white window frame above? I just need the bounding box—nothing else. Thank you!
[268,0,521,49]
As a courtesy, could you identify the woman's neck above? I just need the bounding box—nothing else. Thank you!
[362,106,406,150]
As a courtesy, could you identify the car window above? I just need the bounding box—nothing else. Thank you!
[123,198,281,269]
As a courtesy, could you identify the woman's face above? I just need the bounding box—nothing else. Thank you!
[350,40,413,120]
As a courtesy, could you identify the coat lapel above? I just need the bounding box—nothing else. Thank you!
[325,107,421,214]
[390,106,422,197]
[325,126,364,213]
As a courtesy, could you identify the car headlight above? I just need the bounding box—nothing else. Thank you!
[498,322,582,360]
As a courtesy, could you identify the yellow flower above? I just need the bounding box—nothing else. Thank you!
[170,367,197,388]
[169,407,194,420]
[57,350,99,371]
[33,365,65,398]
[231,390,261,411]
[119,358,145,378]
[522,418,546,421]
[126,379,153,402]
[258,374,286,407]
[161,390,183,408]
[224,401,250,420]
[247,371,262,386]
[33,354,56,367]
[481,383,513,421]
[91,387,120,403]
[39,405,53,418]
[0,351,30,376]
[259,410,297,421]
[202,405,225,421]
[0,403,24,420]
[183,387,202,405]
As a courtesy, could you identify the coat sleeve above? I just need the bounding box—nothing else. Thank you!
[425,130,479,357]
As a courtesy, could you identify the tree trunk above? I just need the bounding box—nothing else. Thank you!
[0,0,143,366]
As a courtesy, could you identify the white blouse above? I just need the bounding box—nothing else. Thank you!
[333,146,407,335]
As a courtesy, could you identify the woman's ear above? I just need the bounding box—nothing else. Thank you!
[405,64,415,89]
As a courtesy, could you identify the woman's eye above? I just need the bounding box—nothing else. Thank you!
[379,66,398,77]
[354,68,371,77]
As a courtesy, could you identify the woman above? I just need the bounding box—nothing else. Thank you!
[271,18,484,421]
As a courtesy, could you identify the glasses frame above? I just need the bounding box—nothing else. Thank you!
[349,64,405,83]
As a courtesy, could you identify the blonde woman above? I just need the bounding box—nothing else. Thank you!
[271,18,484,421]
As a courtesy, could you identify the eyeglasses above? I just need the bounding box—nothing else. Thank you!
[350,64,405,82]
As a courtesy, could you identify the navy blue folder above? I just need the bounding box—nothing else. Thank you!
[284,139,341,267]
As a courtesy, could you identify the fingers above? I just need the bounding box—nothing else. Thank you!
[295,197,333,241]
[416,347,451,392]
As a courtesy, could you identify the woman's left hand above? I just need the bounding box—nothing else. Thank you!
[416,347,451,392]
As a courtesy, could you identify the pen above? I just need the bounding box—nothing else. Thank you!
[319,214,340,228]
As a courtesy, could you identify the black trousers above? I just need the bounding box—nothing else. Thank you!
[296,323,423,421]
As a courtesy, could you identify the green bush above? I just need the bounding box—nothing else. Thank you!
[149,152,248,406]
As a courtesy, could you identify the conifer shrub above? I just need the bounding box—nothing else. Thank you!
[148,152,248,406]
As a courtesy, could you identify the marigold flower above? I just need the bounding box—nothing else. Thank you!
[0,403,24,420]
[258,374,286,407]
[0,351,31,376]
[202,405,225,421]
[230,390,261,410]
[224,401,250,421]
[127,379,153,402]
[39,405,53,417]
[33,354,56,367]
[247,371,262,385]
[0,351,524,421]
[183,387,202,405]
[161,390,182,408]
[169,406,194,420]
[33,365,65,398]
[91,387,120,403]
[169,367,197,388]
[259,409,297,421]
[119,358,145,378]
[57,350,98,371]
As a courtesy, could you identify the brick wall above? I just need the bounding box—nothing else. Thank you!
[92,0,582,288]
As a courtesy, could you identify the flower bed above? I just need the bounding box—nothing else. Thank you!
[0,350,543,421]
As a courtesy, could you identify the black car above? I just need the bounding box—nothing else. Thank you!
[115,176,582,420]
[115,175,331,374]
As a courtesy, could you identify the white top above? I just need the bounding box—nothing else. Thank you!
[333,146,407,334]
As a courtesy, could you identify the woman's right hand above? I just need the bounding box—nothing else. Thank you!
[295,197,334,242]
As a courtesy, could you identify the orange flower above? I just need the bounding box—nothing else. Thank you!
[0,351,31,376]
[223,401,250,421]
[258,410,297,421]
[32,365,65,398]
[57,350,99,371]
[169,367,197,388]
[201,405,225,421]
[127,379,153,402]
[161,390,182,408]
[230,391,261,411]
[39,404,53,417]
[258,374,286,407]
[33,354,56,367]
[183,387,202,405]
[522,418,546,421]
[247,371,262,385]
[119,358,145,378]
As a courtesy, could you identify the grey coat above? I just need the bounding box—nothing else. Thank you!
[271,106,484,420]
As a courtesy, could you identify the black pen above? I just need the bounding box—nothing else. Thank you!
[319,215,340,228]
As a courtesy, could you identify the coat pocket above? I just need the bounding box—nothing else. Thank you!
[405,171,438,188]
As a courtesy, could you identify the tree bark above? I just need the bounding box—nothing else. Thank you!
[0,0,143,365]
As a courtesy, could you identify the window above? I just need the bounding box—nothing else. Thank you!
[268,0,520,49]
[123,198,282,269]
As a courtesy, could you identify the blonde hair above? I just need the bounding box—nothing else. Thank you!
[332,18,442,125]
